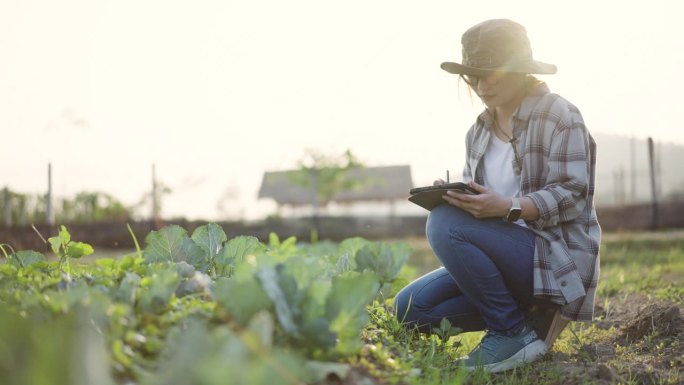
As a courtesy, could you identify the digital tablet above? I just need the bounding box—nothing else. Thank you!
[408,182,479,211]
[409,182,479,195]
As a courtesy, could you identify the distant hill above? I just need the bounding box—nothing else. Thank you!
[592,133,684,206]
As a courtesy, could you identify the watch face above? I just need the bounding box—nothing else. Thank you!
[506,198,522,222]
[507,208,522,222]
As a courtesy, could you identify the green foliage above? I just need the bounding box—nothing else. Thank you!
[267,232,297,260]
[1,188,133,225]
[144,225,268,278]
[142,317,306,385]
[3,227,682,385]
[58,191,131,223]
[0,223,412,384]
[326,271,381,355]
[0,307,113,385]
[191,223,227,259]
[357,235,684,385]
[138,265,180,314]
[355,242,411,284]
[362,300,467,385]
[143,225,204,265]
[48,225,95,260]
[9,250,47,269]
[213,276,272,326]
[432,318,463,343]
[216,235,265,275]
[47,225,94,274]
[288,148,366,207]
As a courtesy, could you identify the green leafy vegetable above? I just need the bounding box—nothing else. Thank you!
[215,235,265,276]
[47,225,94,273]
[0,223,411,384]
[10,250,46,269]
[143,225,205,268]
[355,242,410,284]
[191,223,227,259]
[326,271,380,355]
[213,277,272,326]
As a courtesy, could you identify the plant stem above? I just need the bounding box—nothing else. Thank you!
[127,223,143,259]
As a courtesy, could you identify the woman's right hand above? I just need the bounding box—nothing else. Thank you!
[433,178,446,186]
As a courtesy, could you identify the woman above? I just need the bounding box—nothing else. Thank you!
[394,19,601,373]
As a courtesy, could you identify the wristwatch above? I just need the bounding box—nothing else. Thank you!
[504,197,522,222]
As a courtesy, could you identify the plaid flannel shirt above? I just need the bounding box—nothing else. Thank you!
[463,82,601,322]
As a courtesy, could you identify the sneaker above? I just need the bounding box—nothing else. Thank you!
[458,325,547,373]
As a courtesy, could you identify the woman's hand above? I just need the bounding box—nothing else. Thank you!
[433,178,446,186]
[442,181,510,219]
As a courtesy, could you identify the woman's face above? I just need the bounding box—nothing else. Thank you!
[463,72,528,111]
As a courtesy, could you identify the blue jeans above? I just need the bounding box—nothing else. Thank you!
[394,204,541,335]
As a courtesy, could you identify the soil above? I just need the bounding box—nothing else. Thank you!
[319,233,684,385]
[323,293,684,385]
[550,293,684,385]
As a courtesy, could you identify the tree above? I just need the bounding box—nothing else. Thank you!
[2,188,50,226]
[57,192,131,223]
[288,149,366,240]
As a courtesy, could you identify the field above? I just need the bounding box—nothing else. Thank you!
[0,225,682,385]
[360,233,684,385]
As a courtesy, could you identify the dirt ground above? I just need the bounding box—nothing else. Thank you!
[551,294,684,385]
[343,233,684,385]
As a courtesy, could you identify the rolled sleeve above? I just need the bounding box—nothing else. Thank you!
[525,103,591,230]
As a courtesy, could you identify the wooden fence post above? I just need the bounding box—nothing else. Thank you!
[47,163,54,226]
[3,187,11,227]
[647,137,658,229]
[152,163,158,223]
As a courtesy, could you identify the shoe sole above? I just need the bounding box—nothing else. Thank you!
[466,339,548,373]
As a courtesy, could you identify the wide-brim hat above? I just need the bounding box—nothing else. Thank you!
[441,19,557,76]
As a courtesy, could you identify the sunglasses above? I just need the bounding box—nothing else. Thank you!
[459,74,481,86]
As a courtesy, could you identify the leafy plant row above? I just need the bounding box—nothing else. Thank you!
[0,224,410,385]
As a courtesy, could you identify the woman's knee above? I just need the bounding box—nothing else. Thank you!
[393,287,414,323]
[426,205,475,257]
[393,292,431,332]
[426,204,472,235]
[426,205,454,244]
[394,287,432,329]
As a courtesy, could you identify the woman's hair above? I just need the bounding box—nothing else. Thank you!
[524,74,544,88]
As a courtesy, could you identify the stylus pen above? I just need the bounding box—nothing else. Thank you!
[446,170,450,183]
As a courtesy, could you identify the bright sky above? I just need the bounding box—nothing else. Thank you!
[1,0,682,220]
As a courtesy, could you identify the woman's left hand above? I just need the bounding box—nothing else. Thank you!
[442,181,510,219]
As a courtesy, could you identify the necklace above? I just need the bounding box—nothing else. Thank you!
[494,118,513,142]
[492,112,522,171]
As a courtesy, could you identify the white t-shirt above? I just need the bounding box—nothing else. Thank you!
[482,135,526,226]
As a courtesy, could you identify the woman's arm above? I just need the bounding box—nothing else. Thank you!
[524,100,593,229]
[442,181,540,221]
[519,196,540,221]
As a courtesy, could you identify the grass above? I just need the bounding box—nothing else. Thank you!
[356,231,684,385]
[11,230,682,384]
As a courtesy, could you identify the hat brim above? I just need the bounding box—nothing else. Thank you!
[440,60,557,75]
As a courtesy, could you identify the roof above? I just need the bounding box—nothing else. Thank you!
[258,165,414,206]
